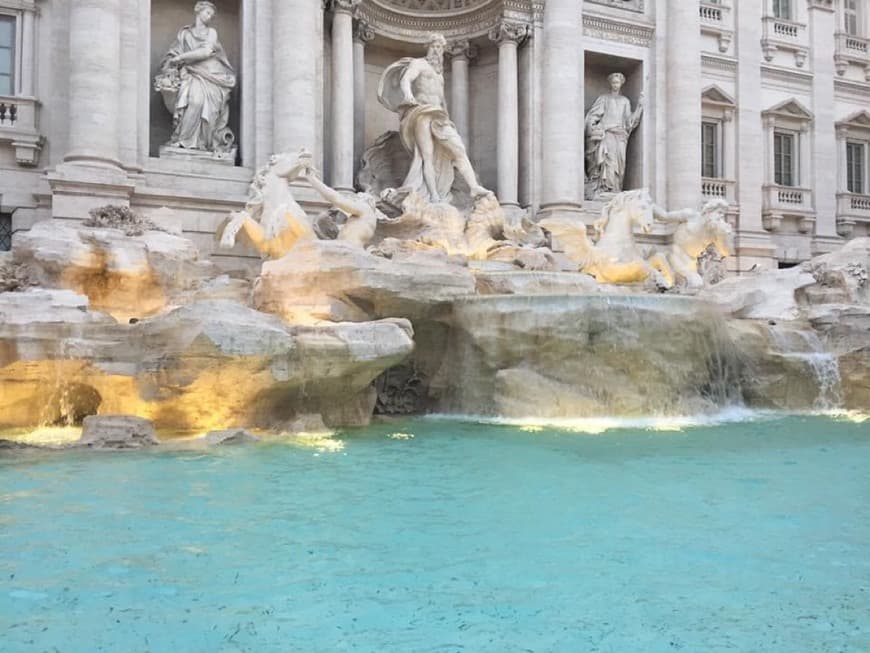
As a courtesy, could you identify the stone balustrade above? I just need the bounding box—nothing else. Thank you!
[701,177,736,204]
[834,32,870,80]
[699,2,723,23]
[699,1,733,53]
[0,96,43,167]
[762,184,815,232]
[836,192,870,237]
[761,16,809,67]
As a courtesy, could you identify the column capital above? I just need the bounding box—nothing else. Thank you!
[488,20,530,47]
[353,19,375,44]
[448,39,478,62]
[328,0,361,15]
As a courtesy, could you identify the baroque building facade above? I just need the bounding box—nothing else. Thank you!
[0,0,869,272]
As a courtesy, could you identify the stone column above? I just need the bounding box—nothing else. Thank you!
[330,0,359,191]
[255,0,274,165]
[448,40,476,147]
[273,0,322,159]
[20,7,36,97]
[65,0,122,168]
[538,0,584,220]
[665,0,701,209]
[353,20,375,176]
[118,0,141,171]
[808,0,840,246]
[735,0,774,270]
[490,21,529,209]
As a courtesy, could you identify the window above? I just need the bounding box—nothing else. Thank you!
[772,0,791,20]
[702,122,720,178]
[0,15,13,96]
[0,213,11,251]
[774,131,796,187]
[844,0,859,36]
[847,142,865,194]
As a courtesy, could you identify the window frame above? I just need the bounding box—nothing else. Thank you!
[701,121,722,179]
[0,12,15,97]
[774,130,798,187]
[0,212,11,252]
[846,141,866,195]
[843,0,860,36]
[772,0,792,21]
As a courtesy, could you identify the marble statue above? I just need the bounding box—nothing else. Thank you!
[154,1,237,157]
[218,150,315,259]
[584,73,643,200]
[300,166,386,249]
[540,189,672,285]
[377,33,489,204]
[654,198,734,290]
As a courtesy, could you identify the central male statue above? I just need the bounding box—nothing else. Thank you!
[378,33,489,203]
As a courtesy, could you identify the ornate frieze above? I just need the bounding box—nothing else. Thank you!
[583,13,654,47]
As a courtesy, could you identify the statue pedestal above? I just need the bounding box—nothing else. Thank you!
[159,145,237,167]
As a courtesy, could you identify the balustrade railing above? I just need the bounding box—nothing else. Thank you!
[701,178,736,204]
[0,96,43,166]
[699,4,722,23]
[0,101,18,127]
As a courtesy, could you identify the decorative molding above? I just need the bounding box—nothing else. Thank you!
[353,19,376,43]
[488,20,530,46]
[806,0,835,12]
[586,0,645,14]
[701,54,738,75]
[329,0,362,13]
[447,39,478,61]
[357,0,526,41]
[834,77,870,101]
[761,64,814,92]
[583,13,655,47]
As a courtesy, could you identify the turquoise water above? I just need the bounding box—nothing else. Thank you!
[1,415,869,652]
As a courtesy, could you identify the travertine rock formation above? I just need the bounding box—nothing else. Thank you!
[0,294,414,431]
[13,220,217,322]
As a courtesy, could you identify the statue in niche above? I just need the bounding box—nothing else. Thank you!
[584,72,644,200]
[377,33,489,204]
[154,1,237,158]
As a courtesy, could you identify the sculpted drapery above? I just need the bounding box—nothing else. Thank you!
[156,1,236,153]
[377,33,488,203]
[584,72,644,199]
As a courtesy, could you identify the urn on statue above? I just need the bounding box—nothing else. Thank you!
[154,1,237,163]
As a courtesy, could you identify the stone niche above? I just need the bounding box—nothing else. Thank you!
[584,52,644,193]
[149,0,242,164]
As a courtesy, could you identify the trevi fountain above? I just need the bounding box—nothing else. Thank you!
[0,5,868,652]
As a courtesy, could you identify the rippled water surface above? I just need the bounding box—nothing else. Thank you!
[1,415,869,652]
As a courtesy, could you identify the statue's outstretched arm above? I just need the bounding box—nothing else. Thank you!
[653,203,693,224]
[306,171,364,217]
